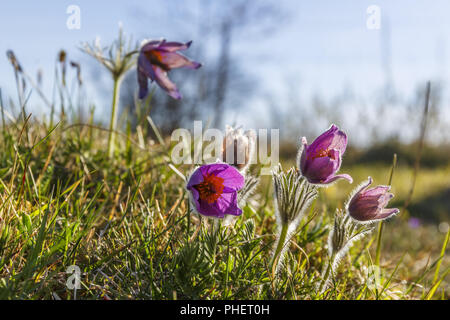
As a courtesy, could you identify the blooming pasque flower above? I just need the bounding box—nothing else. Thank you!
[347,177,399,222]
[186,163,244,218]
[138,39,202,100]
[298,124,353,185]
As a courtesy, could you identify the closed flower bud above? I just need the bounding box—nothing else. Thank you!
[346,177,399,223]
[272,164,318,225]
[328,210,372,259]
[222,125,256,172]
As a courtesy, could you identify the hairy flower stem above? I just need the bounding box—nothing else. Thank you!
[270,223,290,275]
[270,166,319,278]
[318,253,336,294]
[107,76,122,158]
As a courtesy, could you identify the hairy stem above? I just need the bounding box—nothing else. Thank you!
[270,222,290,275]
[318,253,336,294]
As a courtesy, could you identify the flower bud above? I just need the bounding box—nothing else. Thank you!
[346,177,399,223]
[272,164,318,225]
[222,125,256,172]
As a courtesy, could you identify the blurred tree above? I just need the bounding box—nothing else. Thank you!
[117,0,283,135]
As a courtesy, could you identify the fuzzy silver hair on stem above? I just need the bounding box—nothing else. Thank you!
[238,174,260,207]
[318,209,373,294]
[272,164,318,225]
[270,164,318,276]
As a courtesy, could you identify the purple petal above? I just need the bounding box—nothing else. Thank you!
[201,163,228,176]
[186,168,205,209]
[152,65,182,99]
[215,166,244,190]
[156,50,202,70]
[186,167,205,189]
[190,187,200,202]
[198,200,224,218]
[364,185,391,197]
[374,208,400,220]
[138,69,148,99]
[377,192,394,208]
[138,53,156,81]
[302,152,340,183]
[354,177,373,196]
[322,173,353,184]
[328,129,347,154]
[309,124,348,154]
[216,192,242,216]
[349,198,379,218]
[158,40,192,52]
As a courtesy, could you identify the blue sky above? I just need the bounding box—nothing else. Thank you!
[0,0,449,141]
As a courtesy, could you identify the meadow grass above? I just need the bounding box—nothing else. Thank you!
[0,116,447,300]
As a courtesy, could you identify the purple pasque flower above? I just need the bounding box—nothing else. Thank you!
[298,124,353,185]
[347,176,399,223]
[186,163,245,218]
[138,39,202,100]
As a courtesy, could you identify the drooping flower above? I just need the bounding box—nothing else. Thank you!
[346,177,399,223]
[222,125,256,172]
[298,124,353,185]
[186,163,244,218]
[138,39,202,100]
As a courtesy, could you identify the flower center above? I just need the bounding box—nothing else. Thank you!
[195,173,225,204]
[308,148,336,161]
[145,50,169,70]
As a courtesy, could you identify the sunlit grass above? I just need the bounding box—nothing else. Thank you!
[0,119,447,300]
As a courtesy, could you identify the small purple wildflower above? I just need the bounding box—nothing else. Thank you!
[299,124,353,185]
[347,177,399,223]
[138,39,202,100]
[186,163,244,218]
